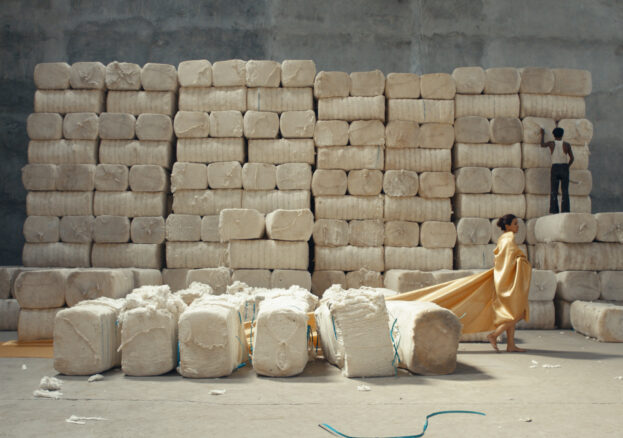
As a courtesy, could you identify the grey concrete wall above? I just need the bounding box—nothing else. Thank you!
[1,0,621,264]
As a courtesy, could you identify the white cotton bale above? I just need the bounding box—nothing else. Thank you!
[27,113,63,140]
[242,190,310,214]
[386,99,453,123]
[173,189,241,215]
[23,216,60,243]
[28,139,97,165]
[385,247,452,271]
[171,162,208,192]
[212,59,246,86]
[94,164,129,191]
[34,62,71,89]
[243,111,279,139]
[534,213,597,243]
[349,120,385,146]
[173,111,210,138]
[345,269,383,289]
[21,164,57,191]
[55,164,96,191]
[384,197,451,222]
[456,218,492,245]
[420,222,456,249]
[385,301,461,375]
[454,167,492,194]
[314,120,349,146]
[229,240,309,270]
[599,271,623,301]
[315,287,395,377]
[491,168,525,194]
[454,94,520,118]
[281,60,316,87]
[232,269,271,288]
[551,69,592,97]
[265,209,313,241]
[454,116,490,143]
[521,143,552,169]
[420,73,456,99]
[200,216,220,242]
[22,243,91,268]
[434,269,477,284]
[418,172,455,198]
[314,71,350,98]
[524,168,550,194]
[276,163,312,190]
[27,191,93,216]
[349,70,385,97]
[241,163,276,191]
[271,270,312,290]
[0,268,37,300]
[418,123,455,151]
[279,110,315,138]
[93,192,167,217]
[489,117,523,144]
[490,218,526,244]
[311,271,346,296]
[99,140,173,168]
[384,270,436,292]
[209,111,243,138]
[528,270,557,301]
[525,194,591,219]
[385,120,418,148]
[246,87,313,112]
[315,195,384,220]
[35,89,105,114]
[165,214,202,242]
[14,269,68,309]
[383,170,418,197]
[105,61,141,90]
[246,60,281,87]
[0,299,20,330]
[453,194,526,219]
[519,67,554,94]
[177,60,212,87]
[187,267,232,294]
[106,91,176,115]
[312,219,349,247]
[218,208,265,242]
[135,114,173,141]
[452,66,485,94]
[533,242,623,271]
[348,220,384,247]
[18,308,62,341]
[129,165,169,192]
[252,296,309,377]
[526,218,538,245]
[162,269,190,292]
[317,146,384,171]
[318,96,385,121]
[178,87,246,112]
[131,217,166,244]
[522,117,557,144]
[132,268,163,287]
[484,68,520,94]
[62,113,99,140]
[384,221,419,247]
[60,216,95,243]
[314,246,384,271]
[166,242,228,269]
[311,170,347,196]
[99,113,135,140]
[385,148,451,172]
[65,269,134,307]
[568,172,593,196]
[248,139,315,164]
[69,62,106,89]
[140,63,178,91]
[384,73,420,98]
[207,161,242,189]
[454,244,496,269]
[91,244,162,269]
[347,170,383,196]
[555,271,600,301]
[519,94,586,120]
[452,143,522,169]
[570,301,623,342]
[516,301,555,329]
[557,119,593,145]
[595,213,623,243]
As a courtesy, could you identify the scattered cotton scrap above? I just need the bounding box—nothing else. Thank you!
[65,415,107,425]
[357,384,371,392]
[615,376,623,380]
[529,360,538,369]
[209,389,226,395]
[88,374,104,383]
[40,376,63,391]
[542,364,561,368]
[519,418,532,422]
[21,364,27,370]
[33,389,62,399]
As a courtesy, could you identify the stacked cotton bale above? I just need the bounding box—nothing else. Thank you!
[0,267,40,331]
[94,62,176,270]
[451,67,527,269]
[23,62,107,268]
[312,70,386,294]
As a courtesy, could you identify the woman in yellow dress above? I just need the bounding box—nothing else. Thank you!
[386,214,531,353]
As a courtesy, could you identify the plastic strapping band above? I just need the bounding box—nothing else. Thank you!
[176,341,180,366]
[249,302,256,355]
[390,318,400,375]
[319,410,486,438]
[331,316,338,340]
[235,336,248,369]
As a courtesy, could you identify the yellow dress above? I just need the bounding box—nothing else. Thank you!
[386,231,531,334]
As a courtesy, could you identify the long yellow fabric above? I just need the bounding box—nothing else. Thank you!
[386,231,531,334]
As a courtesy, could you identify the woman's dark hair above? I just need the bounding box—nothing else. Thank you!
[497,214,516,231]
[553,127,564,138]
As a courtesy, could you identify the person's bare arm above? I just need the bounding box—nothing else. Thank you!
[540,128,554,150]
[565,142,575,166]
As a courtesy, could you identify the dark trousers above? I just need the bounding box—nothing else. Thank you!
[550,163,570,214]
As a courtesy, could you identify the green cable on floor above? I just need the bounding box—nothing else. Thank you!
[319,410,486,438]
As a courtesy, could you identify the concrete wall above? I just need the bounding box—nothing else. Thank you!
[1,0,621,264]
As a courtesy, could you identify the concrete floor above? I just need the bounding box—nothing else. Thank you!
[1,330,622,438]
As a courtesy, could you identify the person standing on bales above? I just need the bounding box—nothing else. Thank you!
[541,127,574,214]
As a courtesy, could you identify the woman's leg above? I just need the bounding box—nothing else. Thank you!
[487,321,512,352]
[505,321,526,353]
